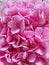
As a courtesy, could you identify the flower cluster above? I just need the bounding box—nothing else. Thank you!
[0,0,49,65]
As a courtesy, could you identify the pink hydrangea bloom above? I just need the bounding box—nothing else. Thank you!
[0,0,49,65]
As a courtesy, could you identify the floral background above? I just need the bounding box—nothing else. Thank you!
[0,0,49,65]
